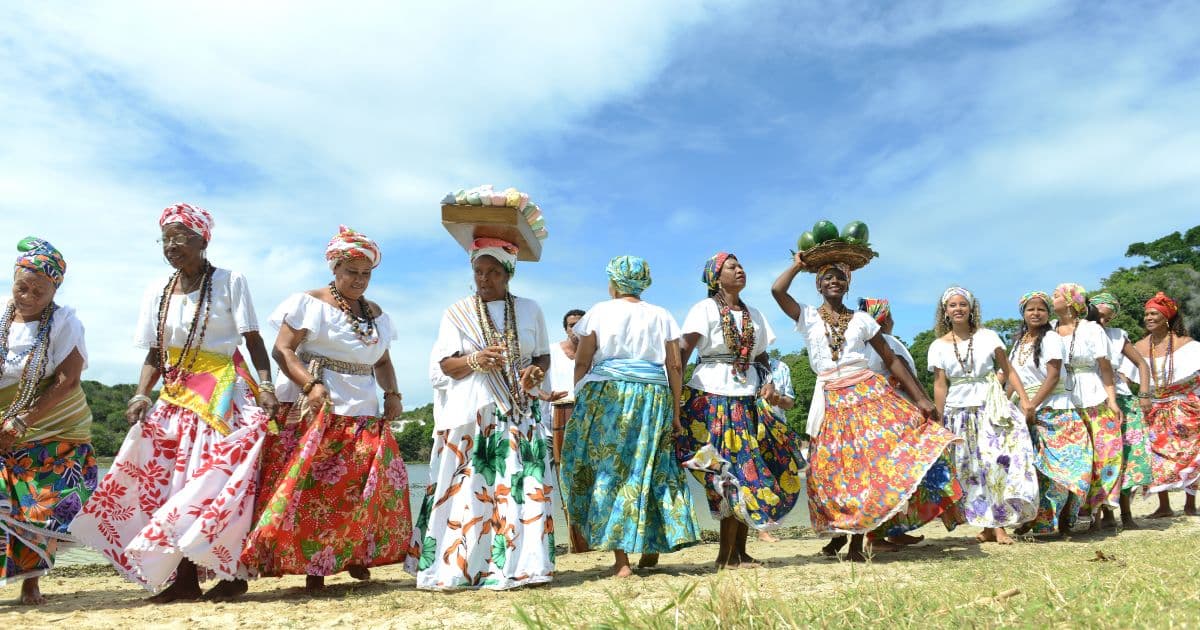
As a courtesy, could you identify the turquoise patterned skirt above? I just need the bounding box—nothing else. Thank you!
[562,379,700,554]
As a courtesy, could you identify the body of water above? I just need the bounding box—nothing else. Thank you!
[59,463,811,567]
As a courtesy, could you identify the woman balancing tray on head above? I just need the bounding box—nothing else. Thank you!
[440,184,547,262]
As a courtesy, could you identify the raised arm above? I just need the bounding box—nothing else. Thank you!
[771,252,806,322]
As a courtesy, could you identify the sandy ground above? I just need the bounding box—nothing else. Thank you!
[2,498,1197,629]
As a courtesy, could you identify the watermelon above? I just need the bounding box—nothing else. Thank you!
[812,220,839,244]
[797,231,817,251]
[842,220,869,244]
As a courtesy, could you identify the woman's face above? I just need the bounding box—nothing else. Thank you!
[1051,291,1068,313]
[473,255,510,302]
[1094,304,1116,327]
[1023,298,1050,328]
[1143,308,1167,334]
[816,269,848,299]
[944,295,972,326]
[160,223,206,272]
[333,258,373,301]
[718,257,746,292]
[564,314,582,344]
[11,269,56,318]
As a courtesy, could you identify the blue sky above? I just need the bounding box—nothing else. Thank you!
[2,1,1198,404]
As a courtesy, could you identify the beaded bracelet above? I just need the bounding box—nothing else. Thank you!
[301,378,318,394]
[128,394,153,408]
[467,351,487,373]
[259,380,276,394]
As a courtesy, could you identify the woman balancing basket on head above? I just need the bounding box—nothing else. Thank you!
[771,231,961,562]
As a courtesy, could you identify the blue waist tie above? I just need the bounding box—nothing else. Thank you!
[590,358,669,386]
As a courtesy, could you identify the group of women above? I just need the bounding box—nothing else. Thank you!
[0,204,1197,606]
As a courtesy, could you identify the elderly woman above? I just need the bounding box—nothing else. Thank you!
[0,238,96,605]
[241,226,412,591]
[562,256,699,578]
[677,252,804,569]
[407,237,554,590]
[1134,292,1200,517]
[71,204,278,603]
[772,253,958,562]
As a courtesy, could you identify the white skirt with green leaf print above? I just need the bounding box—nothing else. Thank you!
[405,402,556,590]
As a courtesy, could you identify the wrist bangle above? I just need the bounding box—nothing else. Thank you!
[301,379,318,394]
[467,352,487,373]
[1137,392,1151,399]
[128,394,153,407]
[259,380,276,394]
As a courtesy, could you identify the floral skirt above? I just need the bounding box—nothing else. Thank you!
[1116,394,1154,492]
[1028,406,1091,533]
[1081,403,1123,510]
[563,380,700,554]
[676,387,803,529]
[943,404,1038,528]
[240,404,412,577]
[69,394,268,592]
[405,403,554,590]
[1,439,97,585]
[806,375,959,536]
[1146,391,1200,494]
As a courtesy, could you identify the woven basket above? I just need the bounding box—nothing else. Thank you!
[799,240,878,272]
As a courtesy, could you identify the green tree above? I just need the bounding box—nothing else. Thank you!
[982,318,1022,346]
[908,329,937,399]
[1124,226,1200,269]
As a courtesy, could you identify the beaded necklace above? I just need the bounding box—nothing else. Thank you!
[156,263,215,385]
[0,300,57,420]
[1013,332,1037,367]
[474,292,527,414]
[328,282,378,346]
[713,293,756,374]
[818,304,853,362]
[950,330,975,374]
[1149,333,1174,398]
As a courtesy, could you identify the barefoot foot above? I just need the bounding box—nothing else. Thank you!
[610,564,635,578]
[993,529,1015,545]
[19,579,46,606]
[202,579,248,602]
[147,582,203,604]
[886,533,925,546]
[821,536,847,557]
[305,575,326,591]
[347,565,371,581]
[637,553,660,569]
[975,529,997,544]
[844,549,868,563]
[1147,507,1176,519]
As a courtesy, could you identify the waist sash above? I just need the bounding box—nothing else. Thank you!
[0,378,92,443]
[158,346,259,437]
[1153,372,1200,403]
[299,351,375,376]
[590,358,668,386]
[806,360,873,438]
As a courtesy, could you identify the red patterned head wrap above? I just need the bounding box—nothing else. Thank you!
[1145,292,1178,320]
[469,238,518,276]
[158,203,214,242]
[325,225,381,270]
[702,252,732,292]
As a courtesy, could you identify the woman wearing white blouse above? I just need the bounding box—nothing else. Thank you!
[930,287,1037,545]
[678,252,804,569]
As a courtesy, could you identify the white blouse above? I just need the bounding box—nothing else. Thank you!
[546,342,576,403]
[1052,319,1112,408]
[429,296,550,430]
[134,268,259,356]
[682,298,775,396]
[0,305,88,389]
[928,328,1005,408]
[270,292,397,417]
[795,304,881,375]
[866,333,916,379]
[1149,340,1200,390]
[1009,330,1073,410]
[1104,327,1136,396]
[573,299,681,389]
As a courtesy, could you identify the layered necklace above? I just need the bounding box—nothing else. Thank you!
[818,304,853,362]
[1013,331,1038,367]
[0,300,56,420]
[1148,332,1175,398]
[714,292,756,374]
[156,262,215,386]
[329,281,378,345]
[950,330,975,373]
[474,292,527,413]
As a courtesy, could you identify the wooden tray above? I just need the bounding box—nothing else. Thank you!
[441,204,543,262]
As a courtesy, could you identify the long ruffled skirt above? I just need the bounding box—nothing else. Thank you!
[70,394,268,592]
[676,387,804,529]
[943,404,1038,528]
[563,380,700,554]
[1081,403,1123,510]
[240,404,413,577]
[807,375,960,536]
[405,403,554,590]
[1027,406,1091,533]
[1,439,97,585]
[1116,394,1154,492]
[1146,390,1200,494]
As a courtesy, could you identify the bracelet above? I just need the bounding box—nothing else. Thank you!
[301,378,318,394]
[128,394,153,407]
[1137,392,1151,399]
[259,380,276,394]
[4,414,28,434]
[466,352,487,373]
[383,391,402,400]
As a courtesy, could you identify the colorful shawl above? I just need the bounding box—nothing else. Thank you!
[0,378,91,443]
[157,347,260,436]
[444,296,529,416]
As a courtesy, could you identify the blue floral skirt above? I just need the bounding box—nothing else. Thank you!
[563,380,700,553]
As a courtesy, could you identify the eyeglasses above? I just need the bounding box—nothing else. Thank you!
[157,235,195,248]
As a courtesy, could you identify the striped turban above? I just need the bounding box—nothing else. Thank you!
[326,225,382,270]
[159,203,214,242]
[1019,290,1051,314]
[941,286,974,306]
[14,236,66,287]
[703,252,732,292]
[606,255,652,297]
[470,237,518,276]
[1089,292,1120,315]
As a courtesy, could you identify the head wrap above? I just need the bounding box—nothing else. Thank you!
[941,286,973,306]
[858,297,890,325]
[1053,283,1088,317]
[606,255,652,297]
[702,252,732,291]
[1018,290,1051,314]
[470,237,518,276]
[14,236,66,287]
[1145,292,1179,320]
[325,225,382,271]
[1089,291,1120,315]
[815,263,852,287]
[159,203,214,242]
